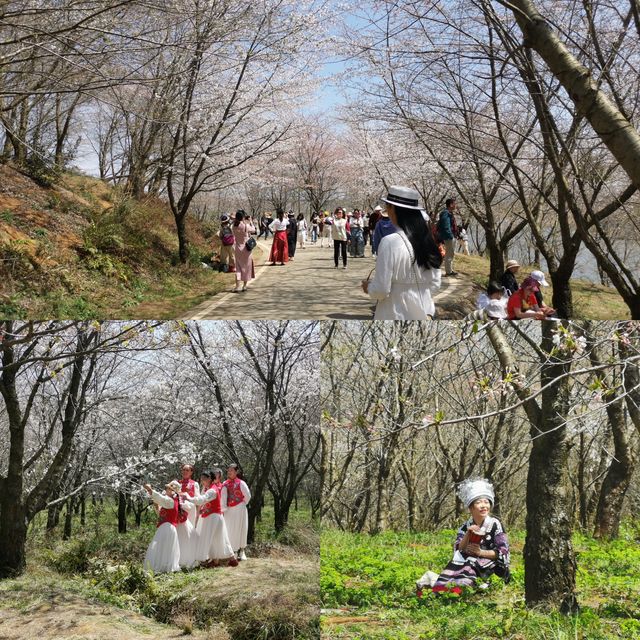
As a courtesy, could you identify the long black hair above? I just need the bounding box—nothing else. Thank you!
[234,210,246,226]
[393,205,442,270]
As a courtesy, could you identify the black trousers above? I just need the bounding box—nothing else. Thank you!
[334,240,347,266]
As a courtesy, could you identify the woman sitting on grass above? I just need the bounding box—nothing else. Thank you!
[420,478,510,596]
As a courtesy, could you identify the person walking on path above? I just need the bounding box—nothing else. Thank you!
[350,210,365,257]
[268,209,289,265]
[372,207,396,255]
[362,211,370,246]
[331,207,348,269]
[231,210,255,292]
[501,260,520,296]
[310,213,319,243]
[297,213,308,250]
[217,214,236,273]
[457,222,470,255]
[257,213,271,239]
[369,205,382,242]
[362,185,442,319]
[320,211,333,248]
[287,212,298,260]
[438,198,458,276]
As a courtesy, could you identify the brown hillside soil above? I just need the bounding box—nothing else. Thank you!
[0,164,228,318]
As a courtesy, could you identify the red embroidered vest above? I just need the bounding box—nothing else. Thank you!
[224,478,245,507]
[181,478,196,497]
[177,496,188,524]
[200,487,222,518]
[157,496,179,528]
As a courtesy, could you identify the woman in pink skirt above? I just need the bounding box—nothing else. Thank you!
[232,210,256,292]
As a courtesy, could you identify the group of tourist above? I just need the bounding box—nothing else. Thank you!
[476,260,557,320]
[143,463,250,574]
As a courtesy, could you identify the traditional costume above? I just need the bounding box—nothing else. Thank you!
[176,498,199,569]
[189,486,235,563]
[222,477,251,555]
[269,217,289,263]
[423,479,510,594]
[180,477,200,526]
[144,489,181,574]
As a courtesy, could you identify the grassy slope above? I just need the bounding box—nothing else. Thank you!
[455,254,630,320]
[321,527,640,640]
[0,163,234,319]
[0,504,319,640]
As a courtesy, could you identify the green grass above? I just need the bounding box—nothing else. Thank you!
[15,501,320,639]
[455,254,630,320]
[321,526,640,639]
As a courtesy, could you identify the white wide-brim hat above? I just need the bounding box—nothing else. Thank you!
[530,270,549,287]
[380,185,422,210]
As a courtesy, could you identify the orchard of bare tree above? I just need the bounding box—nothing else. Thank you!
[320,320,640,638]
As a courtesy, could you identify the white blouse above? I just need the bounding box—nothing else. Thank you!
[331,218,348,241]
[367,231,441,320]
[269,218,289,232]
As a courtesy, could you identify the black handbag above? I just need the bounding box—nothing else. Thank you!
[245,237,257,251]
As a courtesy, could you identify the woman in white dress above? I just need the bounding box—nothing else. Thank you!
[222,463,251,561]
[186,470,238,568]
[297,214,308,249]
[179,463,200,527]
[362,185,442,320]
[176,496,199,569]
[143,481,181,574]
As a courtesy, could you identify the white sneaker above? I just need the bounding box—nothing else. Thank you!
[239,550,247,561]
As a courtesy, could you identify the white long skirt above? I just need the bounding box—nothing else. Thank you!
[144,523,180,574]
[224,503,248,552]
[176,519,198,568]
[194,513,234,562]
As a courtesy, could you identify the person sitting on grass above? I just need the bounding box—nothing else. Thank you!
[506,276,551,320]
[529,270,557,318]
[501,259,520,296]
[476,281,507,320]
[418,478,510,596]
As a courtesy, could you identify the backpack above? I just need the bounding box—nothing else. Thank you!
[221,228,234,246]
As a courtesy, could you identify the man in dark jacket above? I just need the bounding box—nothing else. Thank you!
[287,212,298,260]
[501,260,520,296]
[438,198,458,276]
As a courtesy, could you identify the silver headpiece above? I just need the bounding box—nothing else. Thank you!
[457,477,495,508]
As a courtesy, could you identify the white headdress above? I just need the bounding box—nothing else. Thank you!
[167,480,182,494]
[457,478,495,508]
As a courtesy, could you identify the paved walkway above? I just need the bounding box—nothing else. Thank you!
[185,240,467,320]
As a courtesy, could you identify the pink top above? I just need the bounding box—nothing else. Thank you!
[232,222,256,247]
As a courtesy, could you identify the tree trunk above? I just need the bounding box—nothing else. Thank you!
[63,500,73,540]
[502,0,640,190]
[549,267,574,319]
[486,231,505,281]
[593,399,637,540]
[80,493,86,527]
[174,212,189,264]
[523,322,578,613]
[117,492,127,534]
